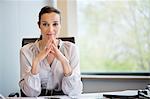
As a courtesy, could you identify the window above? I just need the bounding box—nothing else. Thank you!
[77,0,150,73]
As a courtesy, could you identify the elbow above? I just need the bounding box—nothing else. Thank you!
[19,81,41,97]
[21,87,41,97]
[62,81,83,98]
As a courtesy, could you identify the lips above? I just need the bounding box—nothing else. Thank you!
[47,32,55,35]
[46,33,55,39]
[47,34,53,36]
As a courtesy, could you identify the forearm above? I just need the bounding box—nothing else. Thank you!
[60,56,72,76]
[31,58,40,75]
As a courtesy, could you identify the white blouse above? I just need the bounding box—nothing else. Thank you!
[19,39,83,98]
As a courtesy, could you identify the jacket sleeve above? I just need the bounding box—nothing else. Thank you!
[19,48,41,96]
[62,44,83,98]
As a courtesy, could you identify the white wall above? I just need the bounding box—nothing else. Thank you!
[0,0,50,96]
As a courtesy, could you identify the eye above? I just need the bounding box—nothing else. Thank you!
[53,23,58,26]
[43,23,49,27]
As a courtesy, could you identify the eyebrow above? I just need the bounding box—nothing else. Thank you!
[41,21,59,23]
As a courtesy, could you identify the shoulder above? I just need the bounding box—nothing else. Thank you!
[20,43,33,52]
[20,41,38,55]
[61,41,77,50]
[61,40,79,56]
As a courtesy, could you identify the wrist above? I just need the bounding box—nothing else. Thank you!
[60,58,72,76]
[60,56,69,64]
[33,58,39,65]
[31,58,39,75]
[64,70,72,77]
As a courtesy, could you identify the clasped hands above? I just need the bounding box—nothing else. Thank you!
[36,38,64,63]
[32,37,71,75]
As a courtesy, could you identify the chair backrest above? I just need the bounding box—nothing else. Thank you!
[22,37,75,47]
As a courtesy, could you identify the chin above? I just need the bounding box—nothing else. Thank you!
[47,36,56,40]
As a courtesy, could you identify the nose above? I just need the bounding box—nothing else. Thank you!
[48,25,54,33]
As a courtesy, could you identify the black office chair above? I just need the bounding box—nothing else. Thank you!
[9,37,75,97]
[22,37,75,47]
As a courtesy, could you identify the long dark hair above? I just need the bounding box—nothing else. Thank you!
[38,6,61,40]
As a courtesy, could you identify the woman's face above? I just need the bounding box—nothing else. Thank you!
[39,12,61,41]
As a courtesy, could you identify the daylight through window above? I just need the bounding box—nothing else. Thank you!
[77,0,150,73]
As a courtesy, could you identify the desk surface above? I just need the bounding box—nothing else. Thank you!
[5,90,138,99]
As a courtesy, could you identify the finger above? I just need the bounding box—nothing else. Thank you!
[50,50,55,55]
[45,48,52,56]
[51,36,57,46]
[46,40,53,51]
[45,40,51,50]
[48,42,52,49]
[45,44,53,55]
[52,44,58,53]
[49,45,56,55]
[53,39,57,47]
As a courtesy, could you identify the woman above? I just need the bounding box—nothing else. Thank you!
[19,6,83,98]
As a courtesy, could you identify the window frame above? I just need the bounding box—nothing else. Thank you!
[57,0,150,77]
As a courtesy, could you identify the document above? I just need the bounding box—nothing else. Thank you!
[103,90,138,98]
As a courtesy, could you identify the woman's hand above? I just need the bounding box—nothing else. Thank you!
[31,40,53,74]
[36,40,52,62]
[50,38,66,62]
[50,38,72,76]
